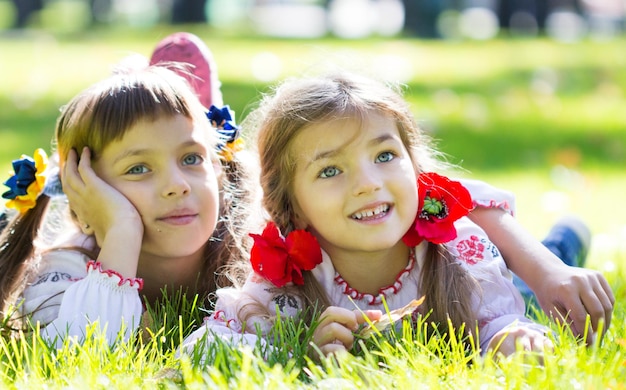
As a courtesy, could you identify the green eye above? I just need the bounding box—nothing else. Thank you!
[319,166,340,178]
[127,165,148,174]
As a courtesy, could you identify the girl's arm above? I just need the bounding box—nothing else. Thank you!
[449,218,550,354]
[468,207,614,343]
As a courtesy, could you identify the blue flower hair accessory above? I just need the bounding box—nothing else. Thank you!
[206,105,244,162]
[2,148,49,214]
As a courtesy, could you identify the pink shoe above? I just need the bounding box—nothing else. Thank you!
[150,32,223,108]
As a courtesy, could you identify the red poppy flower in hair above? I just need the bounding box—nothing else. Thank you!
[402,172,473,246]
[249,222,323,288]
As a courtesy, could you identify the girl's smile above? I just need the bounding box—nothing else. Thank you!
[349,202,392,222]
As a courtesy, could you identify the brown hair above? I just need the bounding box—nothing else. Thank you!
[1,65,256,329]
[250,72,477,337]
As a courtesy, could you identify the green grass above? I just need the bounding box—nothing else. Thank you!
[1,27,625,387]
[0,286,625,388]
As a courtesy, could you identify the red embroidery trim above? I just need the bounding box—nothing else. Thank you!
[86,260,144,290]
[211,310,237,329]
[334,250,416,306]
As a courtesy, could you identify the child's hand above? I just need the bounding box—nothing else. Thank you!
[62,147,143,277]
[63,147,143,242]
[487,325,553,359]
[311,306,381,359]
[533,266,614,345]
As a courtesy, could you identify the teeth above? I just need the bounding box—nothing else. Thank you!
[352,204,389,220]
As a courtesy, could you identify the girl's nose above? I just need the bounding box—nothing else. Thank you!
[352,163,381,196]
[162,168,191,198]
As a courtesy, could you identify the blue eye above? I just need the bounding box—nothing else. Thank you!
[376,151,395,163]
[183,153,204,166]
[126,165,148,175]
[319,166,340,178]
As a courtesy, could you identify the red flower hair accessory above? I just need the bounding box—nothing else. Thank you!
[249,222,323,288]
[402,172,473,246]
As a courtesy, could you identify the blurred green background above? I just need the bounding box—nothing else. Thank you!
[0,0,625,277]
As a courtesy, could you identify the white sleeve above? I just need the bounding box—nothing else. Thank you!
[457,178,516,216]
[446,218,548,353]
[20,250,90,325]
[180,272,303,357]
[21,251,143,347]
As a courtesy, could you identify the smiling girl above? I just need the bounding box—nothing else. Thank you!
[182,72,554,358]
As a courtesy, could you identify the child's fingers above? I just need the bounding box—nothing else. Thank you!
[62,148,82,188]
[313,306,363,351]
[76,147,98,184]
[518,334,550,352]
[316,322,355,348]
[582,275,614,336]
[355,309,382,325]
[318,306,360,331]
[316,342,347,359]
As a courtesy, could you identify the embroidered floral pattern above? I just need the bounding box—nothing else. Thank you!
[2,148,48,214]
[249,222,323,287]
[402,172,473,246]
[32,271,75,286]
[456,235,485,264]
[272,293,300,312]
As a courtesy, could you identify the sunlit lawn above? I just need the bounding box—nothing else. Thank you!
[0,26,624,387]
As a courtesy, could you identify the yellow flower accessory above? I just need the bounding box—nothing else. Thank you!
[2,148,48,214]
[219,137,245,162]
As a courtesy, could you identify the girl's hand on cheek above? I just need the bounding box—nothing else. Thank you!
[63,147,143,245]
[310,307,382,359]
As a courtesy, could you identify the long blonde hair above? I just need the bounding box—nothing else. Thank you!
[250,72,477,337]
[1,65,256,329]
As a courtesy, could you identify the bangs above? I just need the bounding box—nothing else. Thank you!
[56,66,208,160]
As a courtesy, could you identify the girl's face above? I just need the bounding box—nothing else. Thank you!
[291,111,419,259]
[93,114,219,260]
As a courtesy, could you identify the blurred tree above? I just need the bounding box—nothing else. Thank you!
[10,0,43,28]
[402,0,445,38]
[89,0,112,24]
[401,0,462,38]
[172,0,208,23]
[498,0,583,31]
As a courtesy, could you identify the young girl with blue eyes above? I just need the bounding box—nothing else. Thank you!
[0,64,258,345]
[182,71,556,357]
[148,32,612,345]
